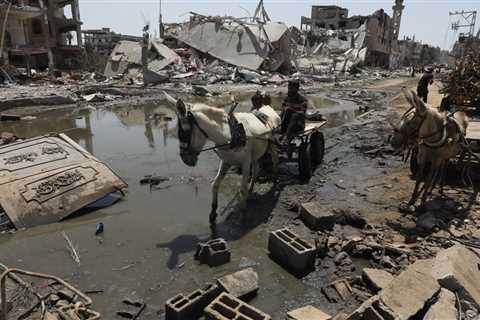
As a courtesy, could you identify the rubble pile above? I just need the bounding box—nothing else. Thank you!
[440,51,480,107]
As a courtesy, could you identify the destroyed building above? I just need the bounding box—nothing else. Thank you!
[82,28,142,57]
[0,0,82,70]
[300,1,405,69]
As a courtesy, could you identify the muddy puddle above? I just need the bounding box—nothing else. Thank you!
[0,94,359,318]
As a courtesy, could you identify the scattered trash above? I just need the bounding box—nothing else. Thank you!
[95,222,104,236]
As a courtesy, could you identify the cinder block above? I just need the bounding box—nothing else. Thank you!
[268,228,316,275]
[300,202,335,231]
[166,283,221,320]
[195,239,231,267]
[205,292,271,320]
[217,268,258,300]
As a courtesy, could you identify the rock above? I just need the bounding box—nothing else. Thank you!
[334,252,349,265]
[416,212,441,231]
[423,289,457,320]
[287,305,332,320]
[362,268,394,292]
[300,202,335,231]
[431,244,480,308]
[217,268,258,300]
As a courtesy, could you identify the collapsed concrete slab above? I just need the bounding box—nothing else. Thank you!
[0,133,128,229]
[431,244,480,309]
[217,268,258,300]
[172,15,292,72]
[423,289,457,320]
[287,305,331,320]
[347,260,440,320]
[362,268,394,293]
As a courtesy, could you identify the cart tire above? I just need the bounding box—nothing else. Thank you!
[410,146,418,176]
[299,142,313,180]
[310,131,325,167]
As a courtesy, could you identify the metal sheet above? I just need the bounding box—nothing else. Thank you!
[0,134,127,229]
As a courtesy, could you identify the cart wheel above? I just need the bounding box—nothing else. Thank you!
[410,146,418,176]
[298,142,313,180]
[310,131,325,167]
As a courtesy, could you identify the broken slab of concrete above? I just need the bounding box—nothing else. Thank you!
[423,288,457,320]
[362,268,394,293]
[431,244,480,309]
[347,259,440,320]
[287,305,332,320]
[300,202,335,231]
[217,268,258,300]
[0,133,128,229]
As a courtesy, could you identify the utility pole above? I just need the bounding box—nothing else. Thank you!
[159,0,164,38]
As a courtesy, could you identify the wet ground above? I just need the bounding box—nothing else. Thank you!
[0,91,363,318]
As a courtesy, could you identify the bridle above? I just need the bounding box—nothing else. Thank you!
[395,107,450,150]
[177,111,233,157]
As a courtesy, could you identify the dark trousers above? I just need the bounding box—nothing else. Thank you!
[417,88,428,103]
[281,109,306,139]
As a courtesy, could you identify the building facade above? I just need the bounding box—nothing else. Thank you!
[82,28,142,57]
[0,0,82,70]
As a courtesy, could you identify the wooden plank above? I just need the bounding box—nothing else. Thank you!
[304,120,327,133]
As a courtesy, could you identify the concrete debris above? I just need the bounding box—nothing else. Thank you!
[361,268,394,293]
[195,238,231,267]
[300,202,336,231]
[423,289,458,320]
[287,305,332,320]
[431,245,480,309]
[217,268,259,300]
[205,292,272,320]
[171,14,292,72]
[0,133,128,229]
[322,279,353,303]
[165,283,221,320]
[268,228,316,275]
[0,266,100,319]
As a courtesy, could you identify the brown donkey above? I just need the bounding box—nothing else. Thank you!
[391,88,468,210]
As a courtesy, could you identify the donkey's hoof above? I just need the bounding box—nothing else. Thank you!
[399,202,415,214]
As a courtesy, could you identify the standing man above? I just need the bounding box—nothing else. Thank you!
[417,66,434,103]
[281,80,308,142]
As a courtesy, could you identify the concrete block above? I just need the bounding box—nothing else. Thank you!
[195,238,231,267]
[378,259,440,320]
[268,228,316,275]
[166,283,221,320]
[423,288,457,320]
[431,244,480,308]
[287,305,332,320]
[300,202,335,231]
[217,268,258,300]
[362,268,394,292]
[205,292,271,320]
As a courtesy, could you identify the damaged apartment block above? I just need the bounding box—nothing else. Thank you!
[0,0,82,73]
[299,1,405,71]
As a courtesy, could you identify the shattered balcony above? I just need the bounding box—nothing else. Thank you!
[53,16,82,33]
[0,2,43,19]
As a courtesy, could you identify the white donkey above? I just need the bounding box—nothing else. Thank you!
[164,93,281,223]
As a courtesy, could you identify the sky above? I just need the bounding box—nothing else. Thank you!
[79,0,480,50]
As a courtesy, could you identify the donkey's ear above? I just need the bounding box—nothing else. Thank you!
[177,99,187,117]
[402,87,427,114]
